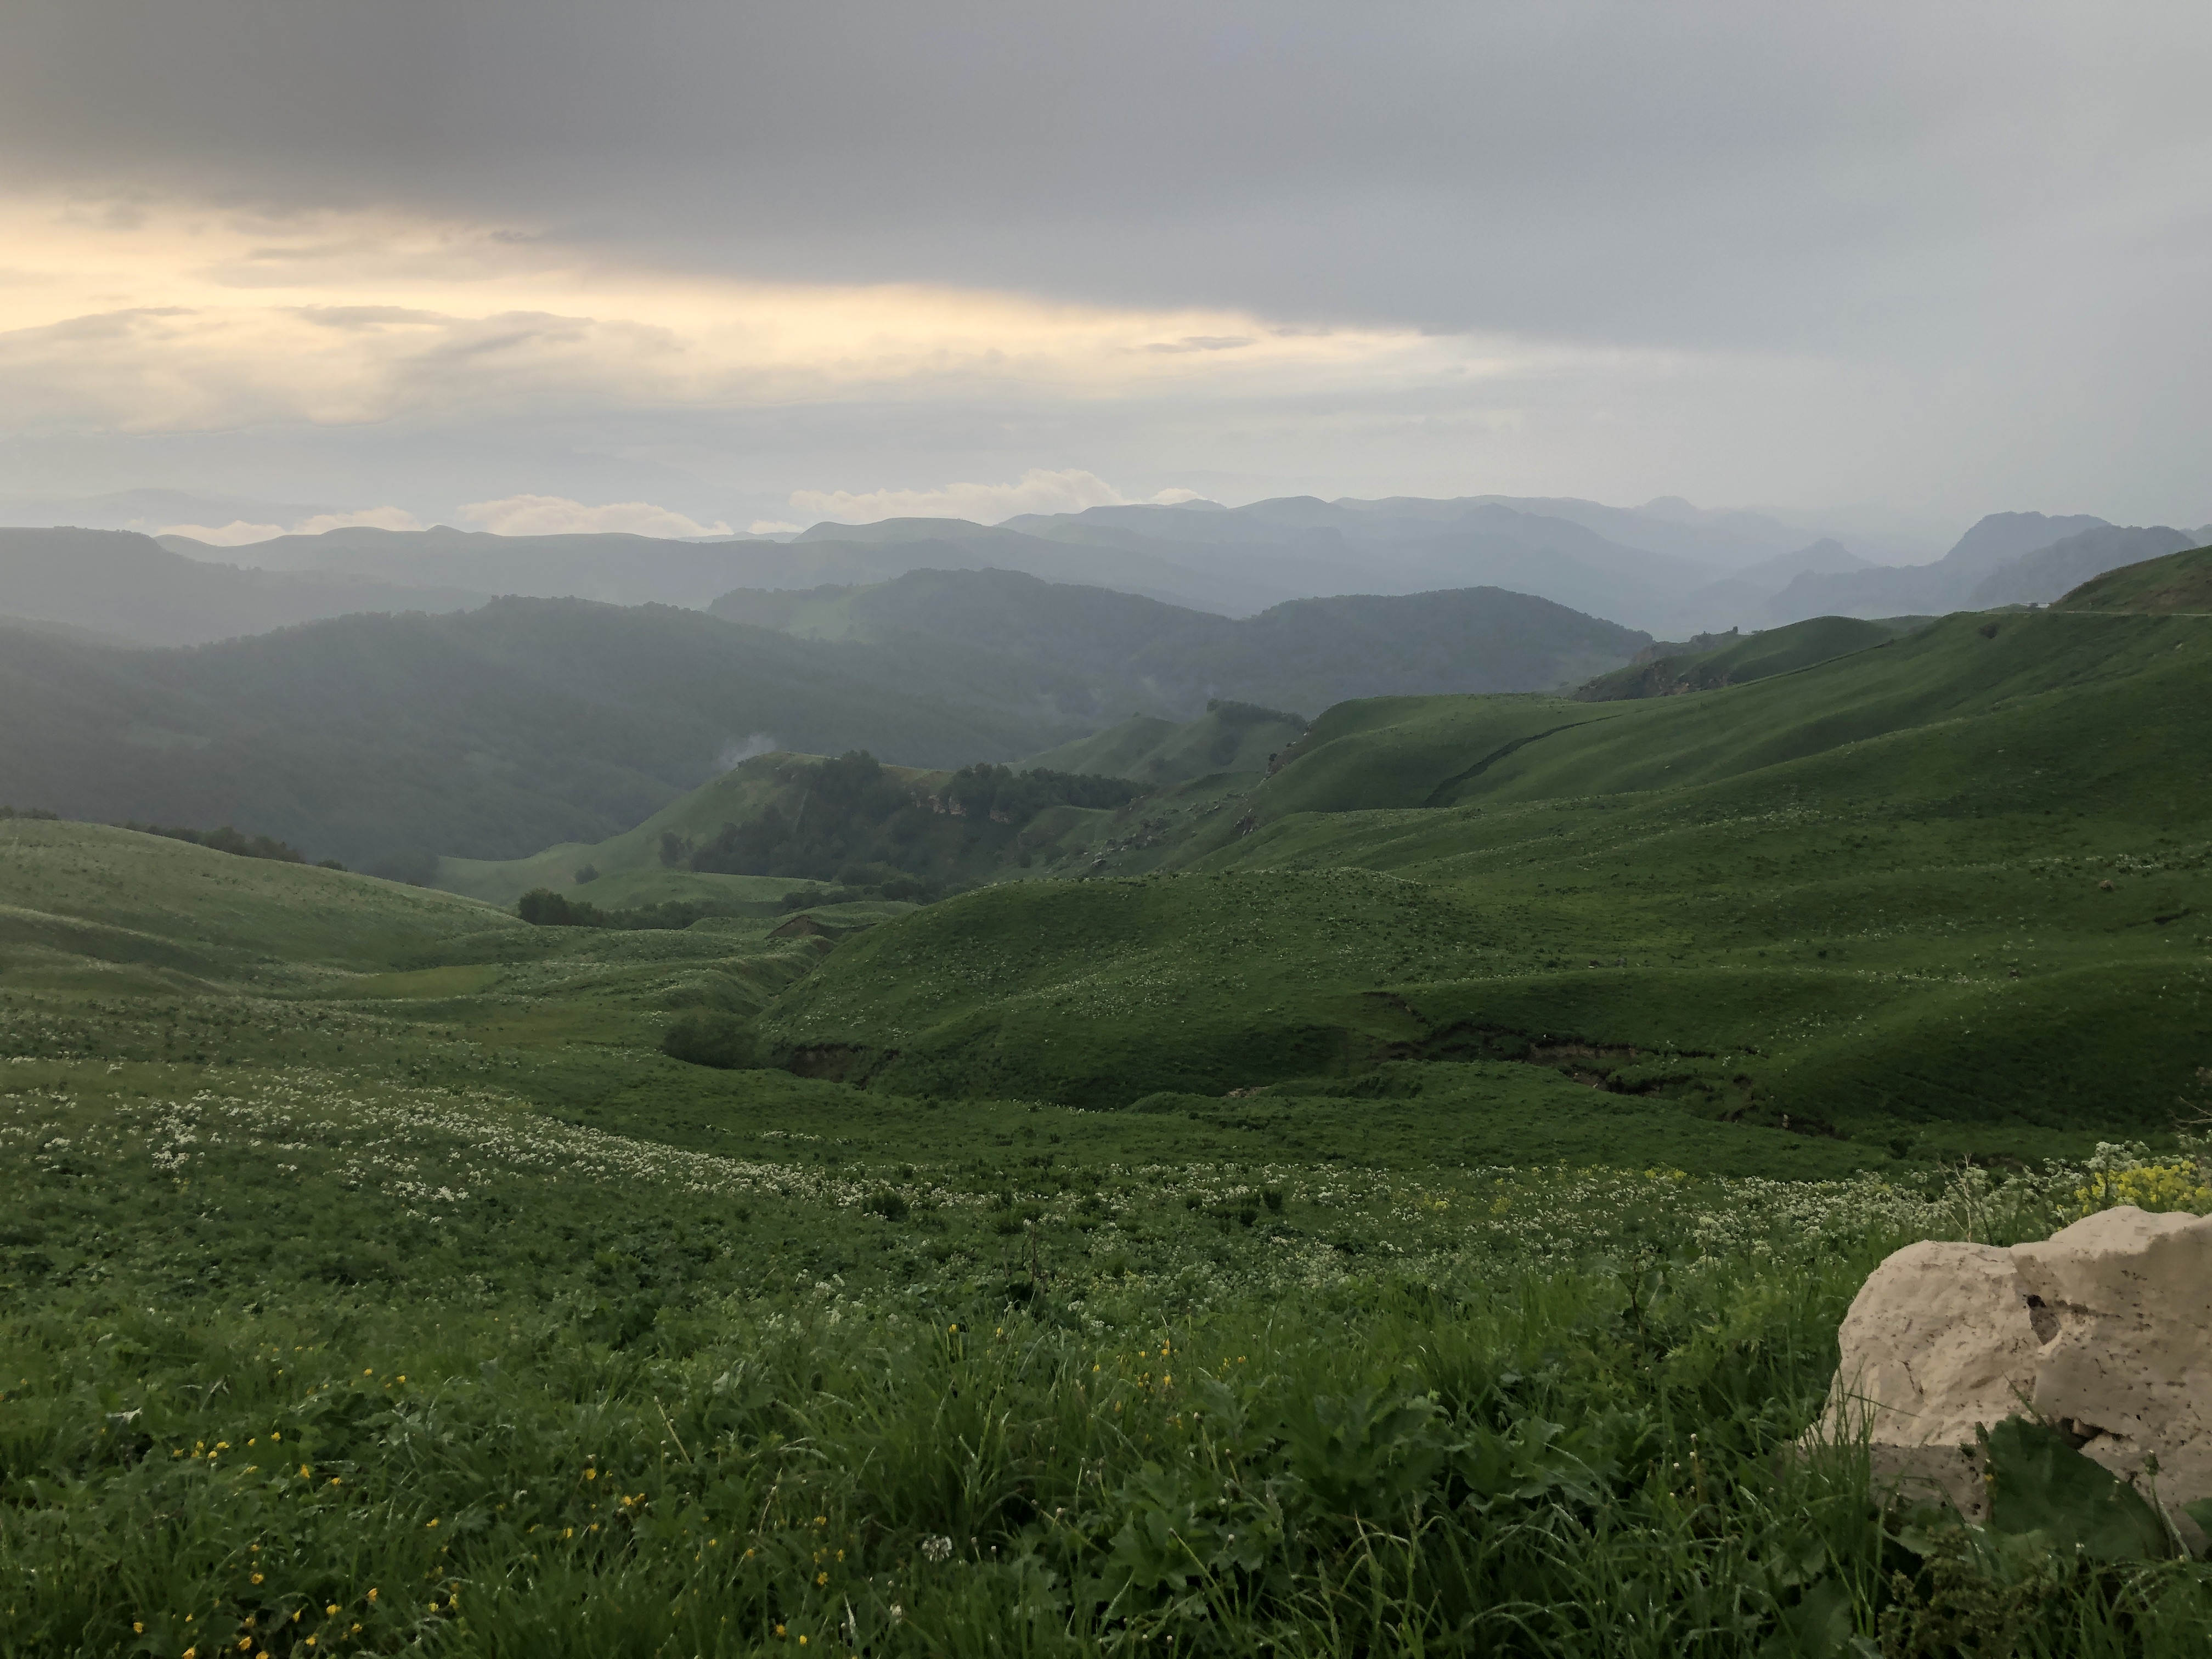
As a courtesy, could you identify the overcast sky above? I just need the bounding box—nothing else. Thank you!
[1,1,2205,541]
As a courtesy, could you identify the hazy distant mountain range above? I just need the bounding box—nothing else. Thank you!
[1,492,2204,654]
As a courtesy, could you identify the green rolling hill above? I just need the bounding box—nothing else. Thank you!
[2051,539,2212,613]
[435,748,1152,913]
[0,818,516,991]
[1020,699,1307,786]
[759,572,2212,1165]
[1572,614,1918,702]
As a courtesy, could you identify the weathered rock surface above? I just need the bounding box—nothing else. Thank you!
[1818,1206,2212,1547]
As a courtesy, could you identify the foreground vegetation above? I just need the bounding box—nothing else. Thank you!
[7,1074,2209,1656]
[3,815,2208,1656]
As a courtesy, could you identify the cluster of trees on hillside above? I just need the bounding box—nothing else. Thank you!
[120,821,342,868]
[671,751,1141,885]
[515,890,753,930]
[937,762,1139,822]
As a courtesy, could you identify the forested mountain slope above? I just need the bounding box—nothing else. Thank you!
[0,526,482,645]
[710,567,1650,718]
[0,599,1101,868]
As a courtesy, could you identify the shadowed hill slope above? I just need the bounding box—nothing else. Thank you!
[0,599,1101,868]
[0,526,483,645]
[712,567,1650,720]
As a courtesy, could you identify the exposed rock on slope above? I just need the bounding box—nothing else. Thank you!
[1819,1206,2211,1548]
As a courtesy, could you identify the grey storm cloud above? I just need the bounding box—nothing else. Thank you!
[5,2,2203,344]
[1,1,2208,527]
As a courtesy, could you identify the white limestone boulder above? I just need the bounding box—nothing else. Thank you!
[1816,1206,2212,1548]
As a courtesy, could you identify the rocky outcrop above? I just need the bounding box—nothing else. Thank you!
[1818,1206,2212,1549]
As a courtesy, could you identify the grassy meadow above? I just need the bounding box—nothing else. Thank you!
[6,574,2212,1655]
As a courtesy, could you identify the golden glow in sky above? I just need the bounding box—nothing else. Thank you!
[0,192,1634,438]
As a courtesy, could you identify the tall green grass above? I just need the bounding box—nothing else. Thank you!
[9,1238,2208,1656]
[4,1037,2205,1655]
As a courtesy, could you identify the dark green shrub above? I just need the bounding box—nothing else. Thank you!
[862,1188,910,1222]
[123,820,308,863]
[661,1011,761,1069]
[518,887,591,926]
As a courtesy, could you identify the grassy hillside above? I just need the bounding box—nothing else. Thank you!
[2052,540,2212,612]
[1023,699,1307,786]
[438,749,1149,912]
[434,761,816,911]
[0,820,515,985]
[762,599,2212,1165]
[1231,607,2188,820]
[1573,614,1914,701]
